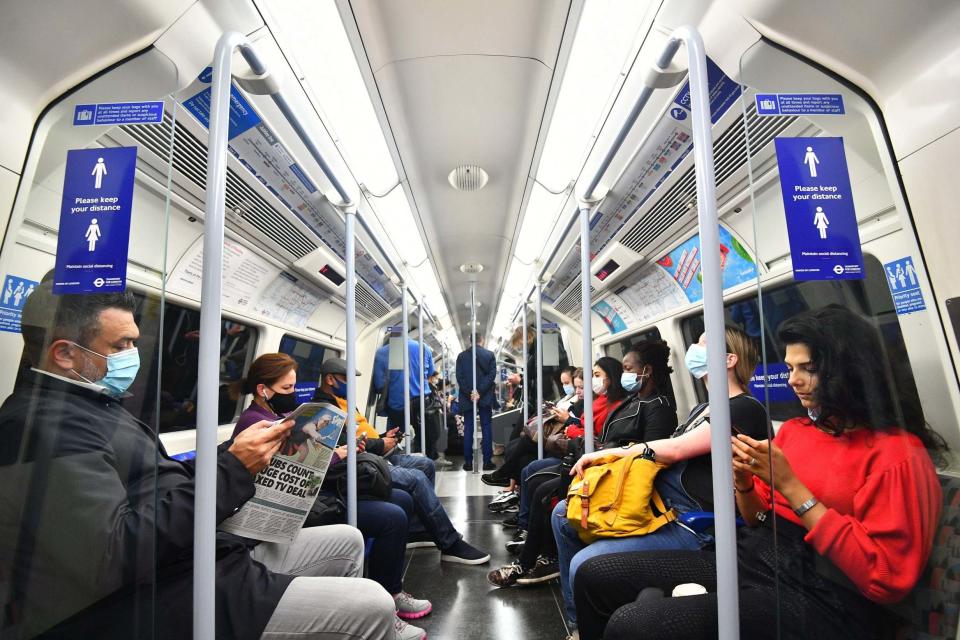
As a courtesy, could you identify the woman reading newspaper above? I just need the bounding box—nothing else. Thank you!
[234,353,433,640]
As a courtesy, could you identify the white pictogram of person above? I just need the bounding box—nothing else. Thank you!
[86,218,102,252]
[813,206,830,239]
[803,146,819,178]
[886,267,898,290]
[25,284,34,299]
[896,263,907,288]
[3,280,12,305]
[92,157,107,189]
[905,260,917,286]
[13,281,25,307]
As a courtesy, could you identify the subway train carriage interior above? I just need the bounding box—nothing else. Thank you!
[3,1,960,639]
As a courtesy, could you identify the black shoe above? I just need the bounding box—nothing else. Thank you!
[405,530,437,549]
[482,461,497,471]
[440,539,491,565]
[481,473,510,487]
[505,529,527,555]
[487,490,519,513]
[501,514,519,528]
[462,463,472,471]
[516,556,560,585]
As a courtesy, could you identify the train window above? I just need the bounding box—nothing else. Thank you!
[680,254,921,422]
[278,334,339,397]
[127,292,258,433]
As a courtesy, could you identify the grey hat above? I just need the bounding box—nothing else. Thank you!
[320,357,361,376]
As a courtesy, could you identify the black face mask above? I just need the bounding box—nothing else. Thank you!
[266,390,299,415]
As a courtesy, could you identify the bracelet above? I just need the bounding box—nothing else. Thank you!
[734,482,754,494]
[793,497,819,517]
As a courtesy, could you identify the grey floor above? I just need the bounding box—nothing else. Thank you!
[399,455,571,640]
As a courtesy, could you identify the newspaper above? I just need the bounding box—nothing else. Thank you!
[219,402,345,543]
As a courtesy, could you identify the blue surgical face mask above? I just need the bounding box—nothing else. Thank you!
[684,344,709,380]
[332,377,349,398]
[562,383,575,396]
[620,372,639,392]
[73,343,140,397]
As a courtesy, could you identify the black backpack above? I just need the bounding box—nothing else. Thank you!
[322,452,393,501]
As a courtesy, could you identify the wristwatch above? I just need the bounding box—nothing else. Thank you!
[793,497,819,517]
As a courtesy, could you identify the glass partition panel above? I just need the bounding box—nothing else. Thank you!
[739,41,959,639]
[0,92,177,637]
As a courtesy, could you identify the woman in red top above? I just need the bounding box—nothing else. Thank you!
[572,306,946,639]
[560,356,627,439]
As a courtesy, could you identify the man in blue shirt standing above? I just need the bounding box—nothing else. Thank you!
[372,335,435,453]
[456,334,497,471]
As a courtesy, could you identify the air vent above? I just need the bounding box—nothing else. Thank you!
[554,281,595,318]
[619,103,797,255]
[447,165,489,191]
[356,281,390,320]
[120,113,318,260]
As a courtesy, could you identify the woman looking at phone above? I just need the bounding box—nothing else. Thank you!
[572,307,945,640]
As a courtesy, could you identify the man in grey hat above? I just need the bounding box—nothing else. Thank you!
[313,358,490,565]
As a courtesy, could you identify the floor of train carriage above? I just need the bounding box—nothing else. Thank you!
[400,454,570,640]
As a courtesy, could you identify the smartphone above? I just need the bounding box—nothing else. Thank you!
[730,424,744,436]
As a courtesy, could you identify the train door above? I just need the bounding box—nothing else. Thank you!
[737,40,960,639]
[0,80,180,636]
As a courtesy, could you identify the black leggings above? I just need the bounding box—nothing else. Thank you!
[574,519,887,640]
[518,473,561,569]
[498,435,538,481]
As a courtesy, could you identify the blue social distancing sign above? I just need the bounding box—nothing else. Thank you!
[774,137,864,281]
[884,257,926,315]
[54,147,137,294]
[0,275,40,333]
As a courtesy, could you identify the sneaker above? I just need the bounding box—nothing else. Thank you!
[440,539,490,565]
[462,462,472,471]
[394,591,432,620]
[501,503,519,513]
[516,556,560,585]
[434,457,453,468]
[501,514,519,528]
[504,529,527,555]
[480,472,510,488]
[482,461,497,471]
[405,530,436,549]
[487,561,526,587]
[487,490,519,513]
[394,616,427,640]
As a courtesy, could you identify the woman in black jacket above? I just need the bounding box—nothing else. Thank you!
[487,341,678,588]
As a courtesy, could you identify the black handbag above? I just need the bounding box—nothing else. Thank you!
[375,374,390,417]
[322,452,393,501]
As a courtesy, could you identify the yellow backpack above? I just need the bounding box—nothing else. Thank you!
[565,448,676,544]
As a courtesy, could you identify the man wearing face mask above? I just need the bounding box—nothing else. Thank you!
[1,278,397,639]
[313,358,491,565]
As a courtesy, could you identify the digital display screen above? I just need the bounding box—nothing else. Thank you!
[595,259,621,282]
[319,264,345,286]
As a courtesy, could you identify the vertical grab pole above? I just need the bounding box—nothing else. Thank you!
[418,303,427,456]
[196,31,246,640]
[343,206,359,527]
[440,346,448,457]
[535,282,544,458]
[522,302,529,431]
[675,26,738,640]
[402,284,412,455]
[470,283,480,473]
[579,204,595,454]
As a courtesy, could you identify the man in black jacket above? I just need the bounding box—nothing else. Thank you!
[0,279,394,639]
[456,334,498,470]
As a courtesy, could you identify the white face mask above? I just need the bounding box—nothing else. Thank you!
[591,376,606,395]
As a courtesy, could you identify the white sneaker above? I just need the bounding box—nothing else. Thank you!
[395,616,427,640]
[394,591,432,620]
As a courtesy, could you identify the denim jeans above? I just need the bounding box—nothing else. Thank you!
[356,488,414,595]
[390,452,436,486]
[551,462,712,623]
[388,465,461,550]
[518,457,561,529]
[462,405,493,465]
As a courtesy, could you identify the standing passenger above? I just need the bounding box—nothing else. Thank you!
[373,334,436,451]
[456,334,498,471]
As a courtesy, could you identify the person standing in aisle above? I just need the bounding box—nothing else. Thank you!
[373,334,436,450]
[456,334,497,471]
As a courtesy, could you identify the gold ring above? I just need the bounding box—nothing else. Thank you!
[749,457,757,467]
